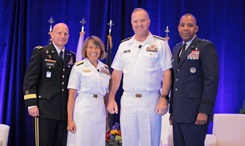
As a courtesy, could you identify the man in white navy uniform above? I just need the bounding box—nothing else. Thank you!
[107,8,172,146]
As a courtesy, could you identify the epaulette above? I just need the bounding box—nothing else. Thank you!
[70,51,75,55]
[75,61,84,66]
[121,37,132,43]
[35,46,43,50]
[153,35,165,41]
[199,39,211,43]
[104,64,109,69]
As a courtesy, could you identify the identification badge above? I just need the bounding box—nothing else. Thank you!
[46,71,51,78]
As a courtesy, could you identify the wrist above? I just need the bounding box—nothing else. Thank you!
[160,95,169,100]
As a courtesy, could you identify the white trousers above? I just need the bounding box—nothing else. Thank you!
[120,92,162,146]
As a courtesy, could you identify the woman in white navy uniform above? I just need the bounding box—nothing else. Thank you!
[66,36,110,146]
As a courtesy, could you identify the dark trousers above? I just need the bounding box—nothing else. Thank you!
[34,117,67,146]
[173,122,209,146]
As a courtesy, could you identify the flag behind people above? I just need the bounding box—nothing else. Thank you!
[76,31,85,62]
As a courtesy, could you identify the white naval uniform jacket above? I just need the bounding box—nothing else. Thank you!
[111,33,172,93]
[67,58,110,96]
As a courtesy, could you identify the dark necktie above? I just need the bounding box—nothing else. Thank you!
[178,43,186,63]
[59,51,64,63]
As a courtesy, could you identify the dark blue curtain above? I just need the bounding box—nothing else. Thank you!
[0,0,244,145]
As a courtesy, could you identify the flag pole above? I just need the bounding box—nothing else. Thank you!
[48,16,54,44]
[106,20,113,72]
[106,20,114,130]
[76,18,86,62]
[165,26,170,42]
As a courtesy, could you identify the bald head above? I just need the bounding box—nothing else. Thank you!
[51,23,69,49]
[131,8,150,20]
[180,13,197,25]
[178,13,199,42]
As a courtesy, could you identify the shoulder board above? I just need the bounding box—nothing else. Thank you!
[153,35,165,41]
[70,51,75,55]
[35,46,43,50]
[104,64,109,69]
[75,61,84,66]
[121,37,132,43]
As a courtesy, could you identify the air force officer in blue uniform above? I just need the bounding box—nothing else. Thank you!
[170,13,219,146]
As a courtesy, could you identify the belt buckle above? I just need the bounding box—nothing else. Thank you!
[135,93,142,98]
[93,94,98,98]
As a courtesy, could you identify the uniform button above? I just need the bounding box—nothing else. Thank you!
[49,66,51,69]
[177,69,180,72]
[62,82,64,85]
[62,89,64,92]
[62,75,64,78]
[63,69,65,71]
[175,88,178,91]
[176,78,178,81]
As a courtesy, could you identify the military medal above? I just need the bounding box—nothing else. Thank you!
[187,50,200,60]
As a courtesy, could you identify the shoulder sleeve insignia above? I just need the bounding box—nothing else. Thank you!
[75,61,84,66]
[35,46,43,50]
[153,35,165,41]
[121,37,132,43]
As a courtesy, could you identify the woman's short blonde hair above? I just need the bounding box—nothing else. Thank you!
[82,36,107,60]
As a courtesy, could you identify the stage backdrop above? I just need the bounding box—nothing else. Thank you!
[0,0,244,145]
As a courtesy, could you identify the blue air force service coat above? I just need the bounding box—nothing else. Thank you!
[170,36,219,123]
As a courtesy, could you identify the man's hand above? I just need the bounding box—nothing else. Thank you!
[107,99,118,114]
[28,106,39,117]
[195,113,208,125]
[155,98,168,115]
